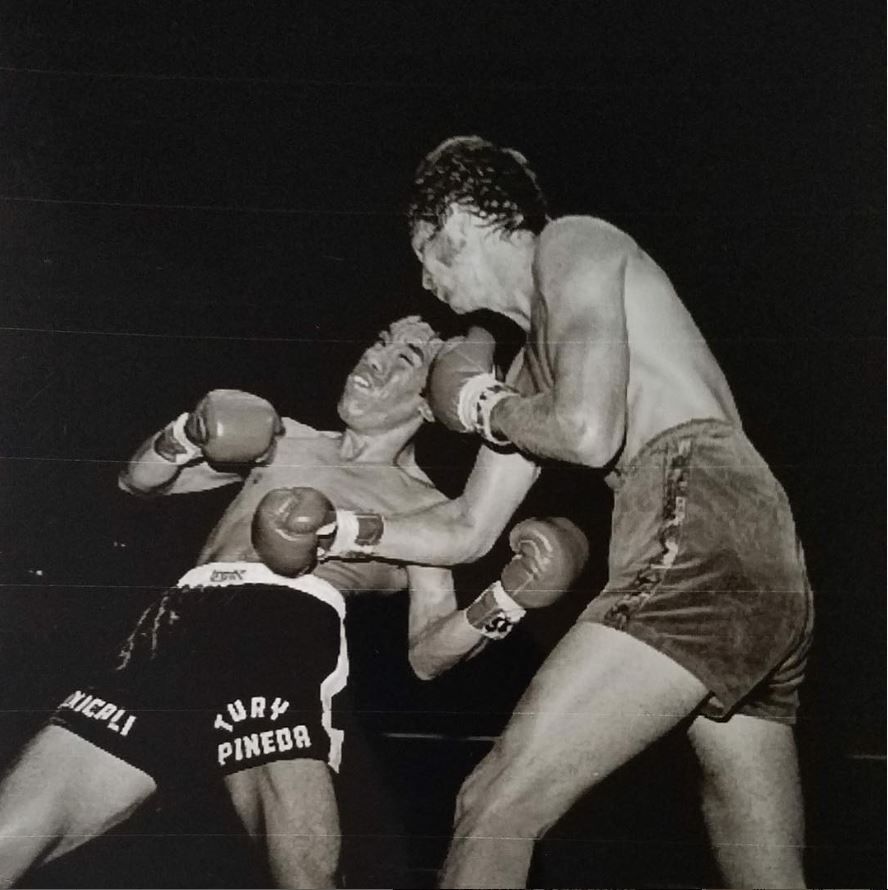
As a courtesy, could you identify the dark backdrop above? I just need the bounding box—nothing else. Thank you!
[0,2,883,887]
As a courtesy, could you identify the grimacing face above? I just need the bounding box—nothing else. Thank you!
[337,318,440,431]
[411,217,492,315]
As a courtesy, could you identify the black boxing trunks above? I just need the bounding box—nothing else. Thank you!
[50,563,348,786]
[580,419,814,724]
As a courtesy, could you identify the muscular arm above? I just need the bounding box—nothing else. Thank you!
[491,221,631,466]
[118,425,242,497]
[406,565,488,680]
[366,444,540,566]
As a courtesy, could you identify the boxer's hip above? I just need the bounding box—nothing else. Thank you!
[50,563,350,782]
[604,419,807,595]
[581,419,814,722]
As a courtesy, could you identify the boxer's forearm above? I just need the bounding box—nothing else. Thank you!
[490,391,618,467]
[370,502,492,566]
[409,610,487,680]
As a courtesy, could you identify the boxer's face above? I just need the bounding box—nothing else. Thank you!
[411,211,496,314]
[338,322,437,432]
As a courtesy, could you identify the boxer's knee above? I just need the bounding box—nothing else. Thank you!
[453,747,565,841]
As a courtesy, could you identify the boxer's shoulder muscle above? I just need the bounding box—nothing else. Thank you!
[535,216,636,297]
[280,416,335,440]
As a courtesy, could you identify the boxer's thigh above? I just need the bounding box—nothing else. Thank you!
[462,622,708,823]
[225,760,339,885]
[0,725,155,868]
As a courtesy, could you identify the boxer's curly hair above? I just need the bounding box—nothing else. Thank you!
[407,136,548,238]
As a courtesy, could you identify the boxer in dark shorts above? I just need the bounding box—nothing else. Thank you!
[0,317,513,889]
[51,565,349,784]
[581,419,814,725]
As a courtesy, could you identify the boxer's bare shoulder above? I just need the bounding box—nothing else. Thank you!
[534,216,638,297]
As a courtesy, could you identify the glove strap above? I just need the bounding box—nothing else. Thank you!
[321,509,385,558]
[456,373,517,446]
[476,386,518,447]
[153,412,203,466]
[465,580,527,640]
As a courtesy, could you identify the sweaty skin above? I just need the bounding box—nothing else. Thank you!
[499,216,742,467]
[398,175,810,888]
[196,417,446,595]
[358,215,743,567]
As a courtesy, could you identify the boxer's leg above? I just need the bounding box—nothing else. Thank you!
[439,622,708,889]
[0,725,156,887]
[225,759,339,889]
[687,714,806,888]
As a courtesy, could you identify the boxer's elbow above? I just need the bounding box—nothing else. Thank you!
[447,512,497,563]
[118,467,173,498]
[562,413,622,468]
[118,470,152,497]
[407,647,440,682]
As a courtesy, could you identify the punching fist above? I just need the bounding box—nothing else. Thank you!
[426,327,518,445]
[501,517,590,607]
[252,487,337,577]
[466,517,589,640]
[155,390,283,466]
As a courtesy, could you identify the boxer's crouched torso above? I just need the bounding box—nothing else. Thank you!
[198,418,447,595]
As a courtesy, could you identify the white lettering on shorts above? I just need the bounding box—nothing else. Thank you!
[216,725,313,766]
[213,696,291,734]
[58,690,137,737]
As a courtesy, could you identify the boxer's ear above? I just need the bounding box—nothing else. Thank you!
[417,398,434,423]
[442,204,470,249]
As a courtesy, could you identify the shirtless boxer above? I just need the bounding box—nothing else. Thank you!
[276,139,814,888]
[0,314,589,889]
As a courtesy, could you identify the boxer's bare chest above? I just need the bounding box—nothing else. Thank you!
[202,427,439,593]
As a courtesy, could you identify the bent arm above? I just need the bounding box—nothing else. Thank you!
[119,423,242,497]
[491,224,631,466]
[406,565,488,680]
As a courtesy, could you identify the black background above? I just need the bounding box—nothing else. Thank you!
[0,2,884,887]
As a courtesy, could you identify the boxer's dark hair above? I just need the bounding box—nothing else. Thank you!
[407,136,548,238]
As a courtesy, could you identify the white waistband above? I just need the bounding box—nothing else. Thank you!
[176,562,345,619]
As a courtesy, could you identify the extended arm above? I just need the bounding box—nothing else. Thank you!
[369,445,540,565]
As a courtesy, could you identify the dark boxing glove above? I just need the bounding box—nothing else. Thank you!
[426,327,518,446]
[466,517,590,640]
[155,390,283,466]
[251,487,337,577]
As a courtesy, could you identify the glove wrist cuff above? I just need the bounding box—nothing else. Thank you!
[456,374,517,445]
[322,509,384,558]
[465,580,527,640]
[476,387,518,446]
[154,412,203,465]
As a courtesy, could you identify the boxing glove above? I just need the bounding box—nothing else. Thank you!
[426,327,518,445]
[466,517,590,639]
[252,487,338,577]
[155,390,283,466]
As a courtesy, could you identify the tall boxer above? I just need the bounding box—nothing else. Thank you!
[291,139,813,889]
[0,315,588,889]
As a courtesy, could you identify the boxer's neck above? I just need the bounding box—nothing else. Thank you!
[337,424,419,465]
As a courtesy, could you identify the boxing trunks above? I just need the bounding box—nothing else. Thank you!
[50,563,348,786]
[581,419,814,724]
